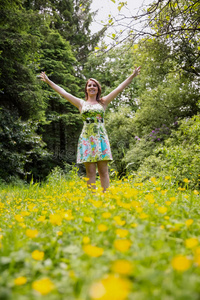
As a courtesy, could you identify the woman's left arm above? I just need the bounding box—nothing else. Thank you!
[101,66,141,107]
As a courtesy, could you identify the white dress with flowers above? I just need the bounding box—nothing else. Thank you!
[77,101,113,164]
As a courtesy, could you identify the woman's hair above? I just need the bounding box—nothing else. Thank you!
[85,78,102,102]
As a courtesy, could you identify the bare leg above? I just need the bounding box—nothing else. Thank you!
[84,162,96,190]
[97,161,109,192]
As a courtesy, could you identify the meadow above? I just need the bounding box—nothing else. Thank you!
[0,169,200,300]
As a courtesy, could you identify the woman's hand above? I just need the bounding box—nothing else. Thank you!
[132,66,141,78]
[39,71,49,83]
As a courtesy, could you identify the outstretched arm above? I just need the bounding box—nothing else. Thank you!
[39,72,84,111]
[101,66,141,108]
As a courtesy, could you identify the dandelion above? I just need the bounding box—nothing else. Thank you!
[98,224,108,232]
[89,274,131,300]
[26,229,38,238]
[171,255,191,272]
[83,245,104,257]
[111,260,133,275]
[32,277,55,295]
[14,276,27,286]
[165,176,171,180]
[31,250,44,261]
[185,238,198,249]
[114,239,131,252]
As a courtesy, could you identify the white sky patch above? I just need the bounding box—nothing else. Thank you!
[90,0,154,43]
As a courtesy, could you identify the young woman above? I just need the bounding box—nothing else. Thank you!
[40,66,141,191]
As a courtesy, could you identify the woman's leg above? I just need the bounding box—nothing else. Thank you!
[97,161,109,192]
[84,162,97,190]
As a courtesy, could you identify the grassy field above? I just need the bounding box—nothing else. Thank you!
[0,171,200,300]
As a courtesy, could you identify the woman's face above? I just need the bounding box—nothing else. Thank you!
[86,80,98,98]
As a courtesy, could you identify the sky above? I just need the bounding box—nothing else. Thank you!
[90,0,154,38]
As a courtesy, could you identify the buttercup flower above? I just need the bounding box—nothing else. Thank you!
[89,274,131,300]
[31,250,44,261]
[185,219,194,227]
[111,260,133,275]
[185,238,198,249]
[83,245,104,257]
[98,224,108,232]
[26,229,38,238]
[171,255,191,271]
[14,276,27,286]
[32,277,55,295]
[114,239,131,252]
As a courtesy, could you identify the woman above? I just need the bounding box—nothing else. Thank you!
[40,66,141,191]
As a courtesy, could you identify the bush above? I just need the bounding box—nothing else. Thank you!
[133,115,200,188]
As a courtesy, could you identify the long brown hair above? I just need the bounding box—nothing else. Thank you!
[85,78,102,102]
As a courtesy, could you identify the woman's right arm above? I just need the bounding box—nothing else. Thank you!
[39,72,84,111]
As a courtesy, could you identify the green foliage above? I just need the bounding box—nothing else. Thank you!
[0,109,51,181]
[134,115,200,187]
[0,2,47,120]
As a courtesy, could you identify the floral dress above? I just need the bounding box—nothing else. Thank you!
[77,101,113,164]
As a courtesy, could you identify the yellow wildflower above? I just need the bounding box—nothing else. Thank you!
[98,224,108,232]
[32,277,55,295]
[49,214,62,226]
[111,260,133,275]
[157,206,167,214]
[14,276,27,286]
[26,229,38,238]
[116,229,129,238]
[114,239,131,252]
[14,215,24,222]
[169,197,176,202]
[37,216,46,222]
[83,217,93,223]
[82,236,90,244]
[89,274,131,300]
[183,178,189,183]
[83,245,104,257]
[185,219,194,227]
[185,238,198,249]
[113,216,126,226]
[57,231,63,236]
[102,212,111,219]
[31,250,44,261]
[171,255,191,272]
